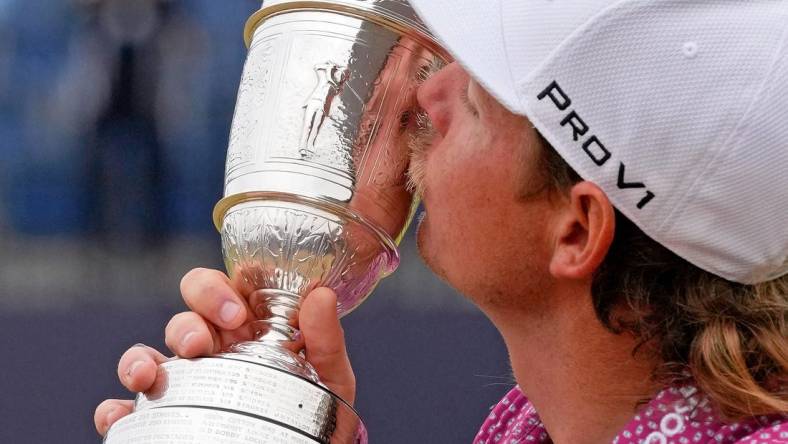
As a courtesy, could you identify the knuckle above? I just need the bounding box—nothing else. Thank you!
[95,399,113,417]
[164,331,177,354]
[180,268,220,294]
[164,315,183,344]
[164,317,185,353]
[165,311,211,356]
[309,345,344,365]
[94,399,119,433]
[180,268,206,295]
[164,319,189,351]
[180,269,233,310]
[180,268,198,288]
[117,346,145,373]
[166,311,194,333]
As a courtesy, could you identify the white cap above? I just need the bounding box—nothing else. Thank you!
[410,0,788,284]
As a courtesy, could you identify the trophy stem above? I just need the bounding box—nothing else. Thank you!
[248,288,302,343]
[226,288,321,382]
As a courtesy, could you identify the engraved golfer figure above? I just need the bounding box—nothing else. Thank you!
[299,62,350,157]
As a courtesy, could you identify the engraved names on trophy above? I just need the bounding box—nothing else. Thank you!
[105,407,317,443]
[136,358,335,437]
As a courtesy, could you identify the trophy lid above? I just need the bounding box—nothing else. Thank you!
[244,0,450,61]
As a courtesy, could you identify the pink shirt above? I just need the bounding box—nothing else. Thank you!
[475,384,787,444]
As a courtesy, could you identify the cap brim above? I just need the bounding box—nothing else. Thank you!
[410,0,523,115]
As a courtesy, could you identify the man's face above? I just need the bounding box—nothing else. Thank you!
[408,62,560,310]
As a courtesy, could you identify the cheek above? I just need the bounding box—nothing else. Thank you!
[419,129,528,267]
[426,128,518,220]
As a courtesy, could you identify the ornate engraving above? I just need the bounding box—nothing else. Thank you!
[227,37,278,176]
[221,203,393,315]
[299,62,351,158]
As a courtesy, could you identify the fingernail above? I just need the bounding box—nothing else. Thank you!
[125,360,143,380]
[181,331,197,348]
[220,301,241,324]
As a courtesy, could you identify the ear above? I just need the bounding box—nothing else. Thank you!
[548,181,615,280]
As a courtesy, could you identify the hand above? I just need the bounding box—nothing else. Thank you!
[94,268,356,436]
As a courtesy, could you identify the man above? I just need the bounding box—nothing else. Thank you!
[96,1,787,443]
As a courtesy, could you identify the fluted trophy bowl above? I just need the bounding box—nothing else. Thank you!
[104,1,448,443]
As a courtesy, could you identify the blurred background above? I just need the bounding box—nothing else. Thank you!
[0,0,511,442]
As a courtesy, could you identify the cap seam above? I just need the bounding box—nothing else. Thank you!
[498,0,520,113]
[657,9,788,235]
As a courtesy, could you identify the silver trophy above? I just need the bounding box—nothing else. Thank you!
[104,1,448,443]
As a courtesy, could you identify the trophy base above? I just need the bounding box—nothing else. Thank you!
[104,407,324,444]
[104,353,366,444]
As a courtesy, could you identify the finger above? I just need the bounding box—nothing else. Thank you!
[117,344,169,393]
[94,399,134,436]
[180,268,250,330]
[280,332,306,355]
[300,287,356,404]
[228,264,257,297]
[165,311,222,358]
[217,321,258,351]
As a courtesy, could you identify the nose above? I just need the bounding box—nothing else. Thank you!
[416,62,469,136]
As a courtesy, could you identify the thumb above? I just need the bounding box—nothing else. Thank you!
[299,287,356,405]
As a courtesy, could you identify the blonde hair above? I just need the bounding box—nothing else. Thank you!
[535,131,788,420]
[688,276,788,417]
